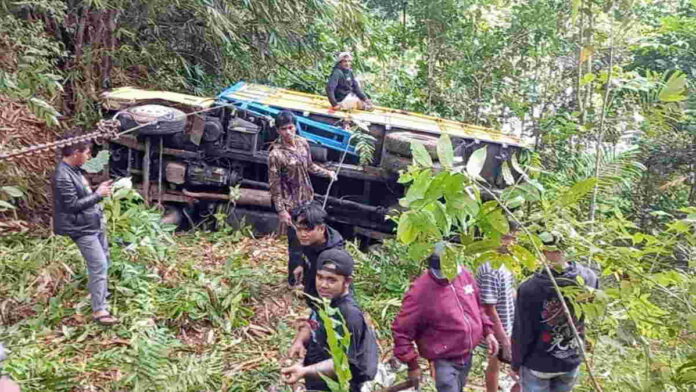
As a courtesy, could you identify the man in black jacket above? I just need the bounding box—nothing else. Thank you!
[326,52,373,111]
[290,202,345,309]
[52,130,117,325]
[511,235,599,392]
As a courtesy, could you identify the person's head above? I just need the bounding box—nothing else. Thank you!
[275,110,296,143]
[427,241,447,270]
[316,248,354,299]
[291,202,328,247]
[60,128,92,166]
[541,233,565,265]
[336,52,353,69]
[500,220,521,248]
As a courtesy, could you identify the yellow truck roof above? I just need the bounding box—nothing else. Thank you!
[223,82,527,147]
[101,87,216,110]
[101,83,527,147]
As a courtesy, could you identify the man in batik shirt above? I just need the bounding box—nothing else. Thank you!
[268,110,337,288]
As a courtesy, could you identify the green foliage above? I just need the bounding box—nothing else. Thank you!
[0,14,64,125]
[317,300,352,392]
[81,150,111,173]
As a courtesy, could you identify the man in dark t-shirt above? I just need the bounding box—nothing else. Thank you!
[281,248,378,392]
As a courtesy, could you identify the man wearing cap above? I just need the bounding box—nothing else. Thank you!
[391,247,499,392]
[268,111,337,289]
[290,202,345,309]
[511,234,599,392]
[326,52,374,111]
[281,248,378,392]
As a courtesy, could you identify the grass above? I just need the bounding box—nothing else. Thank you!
[0,229,311,392]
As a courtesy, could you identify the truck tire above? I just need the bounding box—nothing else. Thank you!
[384,131,439,160]
[118,104,187,136]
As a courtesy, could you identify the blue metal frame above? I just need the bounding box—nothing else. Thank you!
[218,82,356,155]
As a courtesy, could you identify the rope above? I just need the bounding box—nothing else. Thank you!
[322,130,355,210]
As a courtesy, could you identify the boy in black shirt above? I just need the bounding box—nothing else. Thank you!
[281,248,378,392]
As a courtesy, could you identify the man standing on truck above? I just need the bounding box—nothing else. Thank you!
[281,248,378,392]
[326,52,374,111]
[52,129,118,326]
[392,245,499,392]
[268,110,337,289]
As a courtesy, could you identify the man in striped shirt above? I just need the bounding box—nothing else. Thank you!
[477,222,519,392]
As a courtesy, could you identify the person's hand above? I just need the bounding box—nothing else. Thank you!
[288,340,307,359]
[293,266,304,286]
[330,105,341,111]
[281,363,306,384]
[279,210,292,226]
[329,171,338,181]
[486,333,500,357]
[96,179,114,197]
[500,336,512,362]
[407,367,422,389]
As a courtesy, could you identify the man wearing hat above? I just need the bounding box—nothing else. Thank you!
[268,110,337,289]
[511,234,599,392]
[281,248,378,392]
[391,245,499,392]
[326,52,374,111]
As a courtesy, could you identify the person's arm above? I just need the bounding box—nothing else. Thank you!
[268,152,287,213]
[326,69,340,107]
[288,321,312,358]
[511,286,536,372]
[391,285,423,370]
[303,141,336,179]
[352,73,368,101]
[55,175,103,213]
[477,271,508,345]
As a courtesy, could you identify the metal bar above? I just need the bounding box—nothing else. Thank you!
[158,137,163,207]
[143,137,151,204]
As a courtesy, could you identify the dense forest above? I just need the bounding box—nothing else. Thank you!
[0,0,694,391]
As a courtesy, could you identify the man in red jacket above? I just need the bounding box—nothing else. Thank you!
[392,248,499,392]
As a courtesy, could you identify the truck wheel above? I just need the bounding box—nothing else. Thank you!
[118,104,187,136]
[384,131,439,160]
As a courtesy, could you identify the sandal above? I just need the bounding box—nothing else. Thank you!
[93,314,119,326]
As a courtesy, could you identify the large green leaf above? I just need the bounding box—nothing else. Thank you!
[658,71,687,102]
[397,212,418,244]
[557,177,598,207]
[501,161,515,185]
[82,150,111,173]
[511,245,538,270]
[466,146,487,180]
[410,141,433,167]
[400,170,432,207]
[437,134,454,170]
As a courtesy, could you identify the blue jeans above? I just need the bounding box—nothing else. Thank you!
[73,231,111,312]
[520,366,579,392]
[433,356,473,392]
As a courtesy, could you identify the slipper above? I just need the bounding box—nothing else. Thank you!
[93,314,119,326]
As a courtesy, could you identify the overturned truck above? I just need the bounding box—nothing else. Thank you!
[101,82,528,241]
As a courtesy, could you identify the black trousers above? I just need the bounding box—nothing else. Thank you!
[287,226,304,286]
